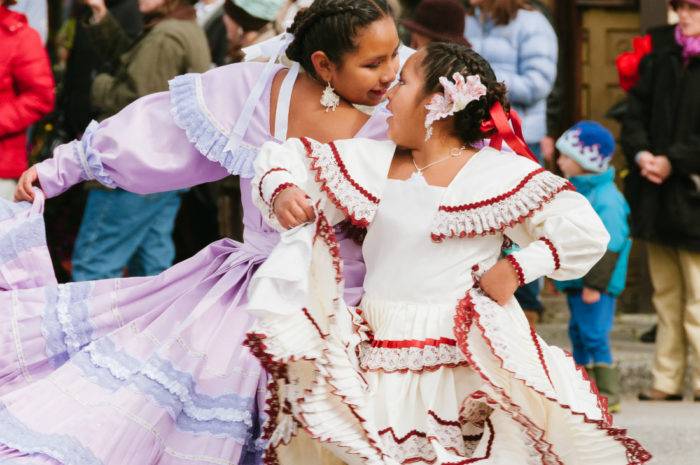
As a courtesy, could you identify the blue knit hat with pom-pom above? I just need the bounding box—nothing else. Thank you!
[555,121,616,173]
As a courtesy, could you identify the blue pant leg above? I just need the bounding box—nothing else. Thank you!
[567,293,591,366]
[515,279,544,313]
[128,191,182,277]
[72,189,151,281]
[568,292,615,365]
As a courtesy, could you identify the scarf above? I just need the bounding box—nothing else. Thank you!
[675,24,700,65]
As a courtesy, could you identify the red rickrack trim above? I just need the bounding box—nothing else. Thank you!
[313,207,343,284]
[353,308,375,343]
[431,183,575,242]
[301,137,378,228]
[328,141,380,203]
[439,168,547,212]
[530,325,554,388]
[267,182,297,208]
[453,297,564,464]
[454,290,653,465]
[428,409,461,427]
[258,167,289,203]
[370,337,457,349]
[505,255,525,286]
[302,308,328,339]
[376,415,493,465]
[442,419,495,465]
[242,210,387,464]
[540,237,561,270]
[242,332,286,465]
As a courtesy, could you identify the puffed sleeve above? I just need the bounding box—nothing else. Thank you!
[252,138,350,231]
[504,190,610,285]
[36,91,229,198]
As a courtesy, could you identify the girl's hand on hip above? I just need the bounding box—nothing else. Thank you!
[479,259,521,306]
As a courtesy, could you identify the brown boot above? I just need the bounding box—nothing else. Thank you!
[638,388,683,401]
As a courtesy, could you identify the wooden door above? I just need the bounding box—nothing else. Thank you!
[579,8,640,137]
[578,3,654,314]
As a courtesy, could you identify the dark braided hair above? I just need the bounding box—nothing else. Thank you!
[286,0,393,78]
[420,42,510,146]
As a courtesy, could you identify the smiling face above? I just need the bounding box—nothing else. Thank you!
[385,50,433,149]
[674,1,700,37]
[312,16,401,107]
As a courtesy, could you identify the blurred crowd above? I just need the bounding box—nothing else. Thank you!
[1,0,699,405]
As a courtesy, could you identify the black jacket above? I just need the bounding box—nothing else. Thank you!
[202,5,228,67]
[61,0,143,138]
[621,25,700,252]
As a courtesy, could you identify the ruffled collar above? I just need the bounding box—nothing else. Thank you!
[301,138,574,242]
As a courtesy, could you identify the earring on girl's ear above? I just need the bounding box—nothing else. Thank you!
[321,81,340,112]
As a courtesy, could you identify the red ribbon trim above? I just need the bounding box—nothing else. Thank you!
[480,102,539,163]
[370,337,457,349]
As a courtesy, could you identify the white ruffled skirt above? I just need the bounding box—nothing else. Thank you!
[244,213,651,465]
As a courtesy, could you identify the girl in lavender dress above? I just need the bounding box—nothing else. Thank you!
[0,1,408,464]
[245,43,651,465]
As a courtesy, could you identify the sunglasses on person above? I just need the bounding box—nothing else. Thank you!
[669,0,700,11]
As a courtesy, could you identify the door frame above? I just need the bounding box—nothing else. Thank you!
[554,0,642,128]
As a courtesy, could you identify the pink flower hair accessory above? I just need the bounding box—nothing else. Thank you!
[424,72,488,140]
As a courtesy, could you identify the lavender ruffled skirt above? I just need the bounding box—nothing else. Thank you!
[0,192,273,465]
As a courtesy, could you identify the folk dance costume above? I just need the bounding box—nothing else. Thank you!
[245,137,652,465]
[0,55,392,464]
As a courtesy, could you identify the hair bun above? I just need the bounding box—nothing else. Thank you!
[285,0,392,77]
[421,43,510,146]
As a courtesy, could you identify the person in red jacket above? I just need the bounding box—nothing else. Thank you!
[0,0,54,200]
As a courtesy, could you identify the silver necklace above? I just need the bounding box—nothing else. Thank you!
[412,146,468,175]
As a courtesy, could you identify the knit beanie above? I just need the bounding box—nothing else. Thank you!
[555,121,616,173]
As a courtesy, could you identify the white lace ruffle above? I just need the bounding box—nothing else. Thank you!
[169,73,258,178]
[431,169,572,241]
[84,343,253,426]
[139,363,253,426]
[303,138,379,227]
[359,343,466,373]
[73,121,117,189]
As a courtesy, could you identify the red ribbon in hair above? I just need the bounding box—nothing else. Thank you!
[479,101,538,163]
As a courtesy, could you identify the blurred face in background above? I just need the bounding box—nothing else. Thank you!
[139,0,168,14]
[410,32,432,49]
[672,1,700,37]
[223,14,263,51]
[557,154,586,178]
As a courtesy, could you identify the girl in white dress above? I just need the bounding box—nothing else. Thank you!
[245,43,651,465]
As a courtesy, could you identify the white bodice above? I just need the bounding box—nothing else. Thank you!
[362,174,503,305]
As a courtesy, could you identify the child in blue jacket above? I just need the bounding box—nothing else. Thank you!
[555,121,632,413]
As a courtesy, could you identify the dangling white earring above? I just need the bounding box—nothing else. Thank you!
[321,81,340,112]
[424,124,434,141]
